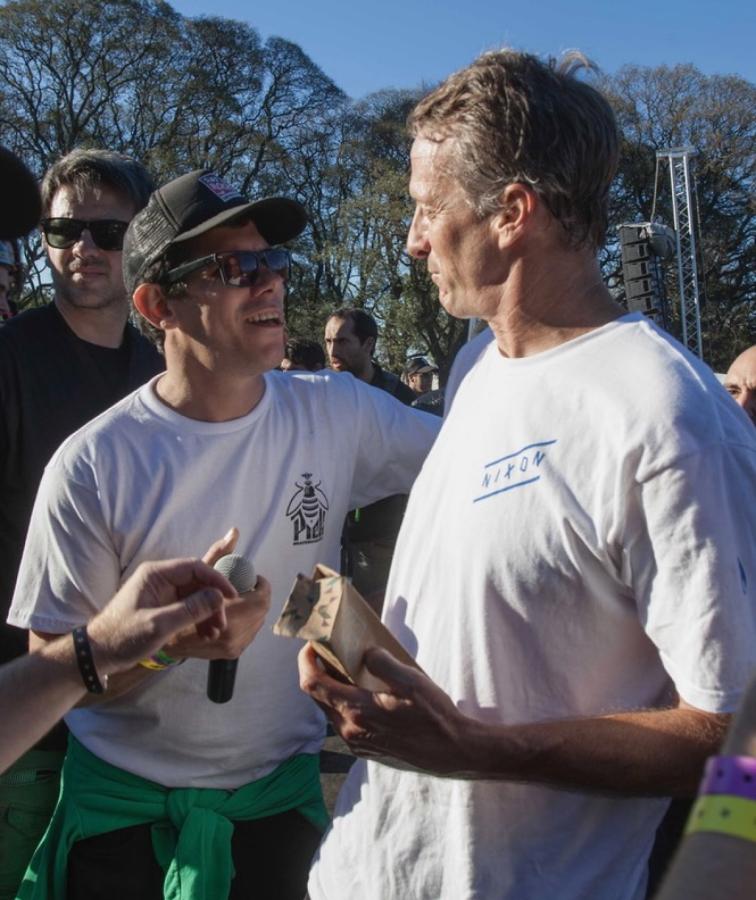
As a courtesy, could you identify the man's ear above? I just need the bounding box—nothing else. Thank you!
[364,335,376,356]
[492,182,538,248]
[133,283,175,332]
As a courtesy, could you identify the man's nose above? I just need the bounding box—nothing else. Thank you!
[72,228,99,254]
[250,261,283,291]
[406,208,430,259]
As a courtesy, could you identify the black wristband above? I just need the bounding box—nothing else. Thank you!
[72,626,107,694]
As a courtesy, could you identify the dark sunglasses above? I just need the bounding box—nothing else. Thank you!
[41,218,130,251]
[164,249,291,288]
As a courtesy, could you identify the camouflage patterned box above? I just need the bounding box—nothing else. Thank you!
[273,564,420,691]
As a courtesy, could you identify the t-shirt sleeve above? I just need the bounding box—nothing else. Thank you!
[625,440,756,713]
[347,379,441,510]
[7,456,121,634]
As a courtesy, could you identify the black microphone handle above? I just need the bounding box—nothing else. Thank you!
[207,658,239,704]
[207,554,256,704]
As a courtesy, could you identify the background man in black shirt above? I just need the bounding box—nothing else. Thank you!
[0,148,163,900]
[324,307,415,404]
[324,307,415,609]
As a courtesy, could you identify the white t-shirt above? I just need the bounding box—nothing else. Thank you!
[443,326,493,417]
[309,314,756,900]
[8,370,440,788]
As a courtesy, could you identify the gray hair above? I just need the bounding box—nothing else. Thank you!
[408,49,619,250]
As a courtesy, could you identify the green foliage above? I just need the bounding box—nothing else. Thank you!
[0,2,752,371]
[601,64,755,369]
[0,0,349,312]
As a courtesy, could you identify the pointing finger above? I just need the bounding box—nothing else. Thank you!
[202,527,239,567]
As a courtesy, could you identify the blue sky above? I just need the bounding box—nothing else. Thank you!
[171,0,754,98]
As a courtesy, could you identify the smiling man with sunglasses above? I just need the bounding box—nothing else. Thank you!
[0,148,163,900]
[8,169,439,899]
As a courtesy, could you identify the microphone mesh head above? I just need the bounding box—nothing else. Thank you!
[213,554,256,593]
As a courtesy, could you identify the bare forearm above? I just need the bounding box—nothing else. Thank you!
[30,629,155,707]
[1,555,240,768]
[461,707,729,796]
[300,645,731,795]
[653,678,756,899]
[0,639,84,772]
[73,662,155,706]
[652,832,756,900]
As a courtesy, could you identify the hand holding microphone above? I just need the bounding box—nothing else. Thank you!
[207,554,260,703]
[161,533,271,690]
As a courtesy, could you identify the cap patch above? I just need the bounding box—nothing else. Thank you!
[198,173,244,204]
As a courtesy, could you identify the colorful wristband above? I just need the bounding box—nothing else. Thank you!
[685,794,756,843]
[699,755,756,802]
[72,626,107,693]
[138,648,184,671]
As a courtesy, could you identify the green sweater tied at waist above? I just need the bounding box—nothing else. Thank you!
[16,735,328,900]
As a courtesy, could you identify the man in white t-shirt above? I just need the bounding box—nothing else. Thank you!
[300,50,756,900]
[7,170,439,900]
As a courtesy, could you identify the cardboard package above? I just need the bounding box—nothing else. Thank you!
[273,564,420,691]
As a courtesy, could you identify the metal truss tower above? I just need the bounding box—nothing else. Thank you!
[657,147,703,358]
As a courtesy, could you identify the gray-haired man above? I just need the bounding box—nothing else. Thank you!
[301,49,756,900]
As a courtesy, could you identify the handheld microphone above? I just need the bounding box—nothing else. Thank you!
[207,554,257,704]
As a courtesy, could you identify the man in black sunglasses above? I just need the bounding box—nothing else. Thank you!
[8,169,439,899]
[0,147,163,899]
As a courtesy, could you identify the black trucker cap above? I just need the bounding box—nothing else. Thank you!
[123,169,308,296]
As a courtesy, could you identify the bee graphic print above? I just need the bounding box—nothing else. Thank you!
[286,473,329,545]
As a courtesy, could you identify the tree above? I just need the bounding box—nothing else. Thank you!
[602,64,756,369]
[283,88,467,379]
[0,2,479,375]
[3,5,750,374]
[0,0,346,310]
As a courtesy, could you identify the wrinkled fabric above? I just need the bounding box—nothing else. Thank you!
[17,737,327,900]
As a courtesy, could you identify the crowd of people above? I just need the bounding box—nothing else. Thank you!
[0,46,754,900]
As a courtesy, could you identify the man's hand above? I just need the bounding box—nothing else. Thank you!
[1,554,247,771]
[165,579,271,660]
[86,558,237,676]
[162,526,272,660]
[300,643,732,793]
[298,643,471,775]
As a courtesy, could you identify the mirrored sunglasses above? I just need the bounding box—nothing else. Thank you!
[42,218,129,251]
[165,249,291,288]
